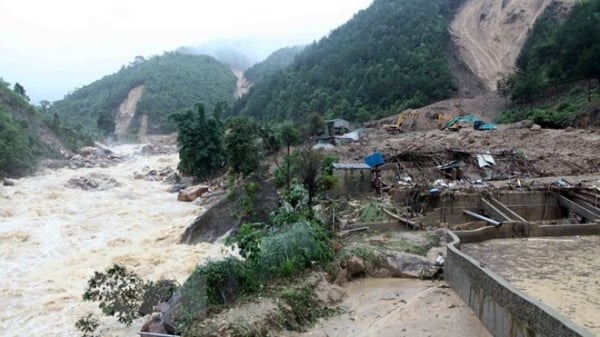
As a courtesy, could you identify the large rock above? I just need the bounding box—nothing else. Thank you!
[345,255,366,277]
[177,185,209,202]
[508,120,534,129]
[381,251,434,278]
[181,179,280,244]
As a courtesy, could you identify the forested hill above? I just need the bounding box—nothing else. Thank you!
[244,45,305,85]
[49,52,237,134]
[231,0,456,122]
[0,79,77,177]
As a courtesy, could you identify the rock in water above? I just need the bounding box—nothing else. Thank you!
[140,312,176,337]
[177,184,209,202]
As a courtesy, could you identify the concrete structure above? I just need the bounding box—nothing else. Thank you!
[445,222,599,337]
[331,163,372,197]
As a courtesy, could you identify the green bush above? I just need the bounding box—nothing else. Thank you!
[186,258,258,306]
[257,222,333,278]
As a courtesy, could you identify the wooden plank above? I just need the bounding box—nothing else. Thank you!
[557,195,600,221]
[382,208,419,229]
[490,197,527,222]
[480,198,512,222]
[572,198,600,218]
[336,226,369,238]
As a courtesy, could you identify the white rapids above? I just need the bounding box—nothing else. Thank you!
[0,144,225,336]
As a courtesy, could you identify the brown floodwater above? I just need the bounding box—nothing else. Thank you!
[462,235,600,336]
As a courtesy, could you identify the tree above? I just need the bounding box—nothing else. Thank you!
[13,82,29,102]
[0,108,33,177]
[277,121,302,188]
[169,103,224,181]
[224,116,262,177]
[96,110,115,136]
[307,111,324,136]
[38,100,51,114]
[297,146,323,207]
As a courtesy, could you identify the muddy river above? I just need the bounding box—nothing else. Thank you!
[0,145,225,336]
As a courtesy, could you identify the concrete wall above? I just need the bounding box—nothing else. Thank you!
[446,223,599,337]
[420,191,565,226]
[332,168,372,197]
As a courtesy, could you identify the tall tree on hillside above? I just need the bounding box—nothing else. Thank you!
[38,100,51,114]
[13,83,29,102]
[96,110,116,136]
[169,103,224,181]
[277,121,302,188]
[224,117,262,177]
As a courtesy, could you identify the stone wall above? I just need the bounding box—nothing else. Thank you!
[445,223,599,337]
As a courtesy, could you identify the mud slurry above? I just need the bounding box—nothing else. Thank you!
[462,236,600,335]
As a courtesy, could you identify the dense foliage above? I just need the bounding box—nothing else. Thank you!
[81,264,178,326]
[0,107,33,176]
[231,0,455,122]
[0,80,88,177]
[169,103,225,180]
[223,117,263,177]
[503,0,600,103]
[50,52,237,134]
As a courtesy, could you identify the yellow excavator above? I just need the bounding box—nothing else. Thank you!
[384,110,420,133]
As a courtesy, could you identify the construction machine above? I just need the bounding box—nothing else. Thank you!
[384,110,420,133]
[437,113,454,130]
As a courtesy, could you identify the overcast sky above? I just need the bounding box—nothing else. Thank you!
[0,0,372,104]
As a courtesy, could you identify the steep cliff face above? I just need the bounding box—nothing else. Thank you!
[450,0,577,91]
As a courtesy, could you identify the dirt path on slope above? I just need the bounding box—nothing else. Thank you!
[286,279,491,337]
[450,0,575,91]
[114,85,144,141]
[232,69,251,99]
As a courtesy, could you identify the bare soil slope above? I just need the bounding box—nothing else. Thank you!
[450,0,576,91]
[114,85,145,141]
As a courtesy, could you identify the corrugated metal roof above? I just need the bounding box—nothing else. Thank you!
[333,163,372,170]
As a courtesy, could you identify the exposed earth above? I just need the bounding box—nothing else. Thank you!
[286,279,492,337]
[450,0,577,90]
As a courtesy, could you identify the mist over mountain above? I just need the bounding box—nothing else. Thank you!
[176,37,309,71]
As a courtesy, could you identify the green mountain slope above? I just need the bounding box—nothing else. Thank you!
[244,45,305,84]
[0,79,77,177]
[231,0,455,122]
[50,52,237,134]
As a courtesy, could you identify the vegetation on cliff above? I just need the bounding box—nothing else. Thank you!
[0,79,89,177]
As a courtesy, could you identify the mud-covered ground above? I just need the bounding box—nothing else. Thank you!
[286,279,492,337]
[462,236,600,335]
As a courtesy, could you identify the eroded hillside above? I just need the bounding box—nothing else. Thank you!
[450,0,576,91]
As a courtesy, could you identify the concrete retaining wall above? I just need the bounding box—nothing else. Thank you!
[421,191,565,226]
[446,223,599,337]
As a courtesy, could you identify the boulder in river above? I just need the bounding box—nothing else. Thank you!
[177,184,209,202]
[181,179,279,243]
